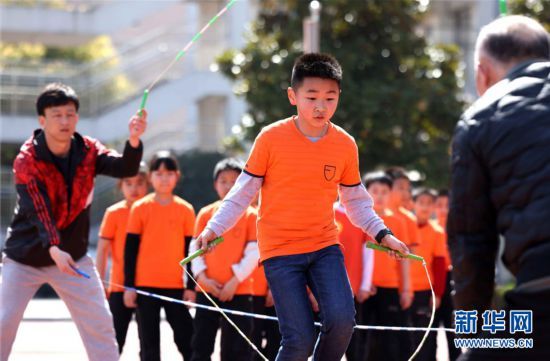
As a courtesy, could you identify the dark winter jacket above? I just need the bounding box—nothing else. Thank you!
[448,61,550,312]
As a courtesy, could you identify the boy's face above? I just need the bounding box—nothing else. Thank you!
[367,182,391,211]
[435,195,449,224]
[121,174,148,203]
[214,169,240,200]
[149,164,180,195]
[287,77,340,130]
[390,178,411,208]
[414,194,435,224]
[38,103,79,144]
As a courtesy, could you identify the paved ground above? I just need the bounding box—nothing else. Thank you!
[8,298,452,360]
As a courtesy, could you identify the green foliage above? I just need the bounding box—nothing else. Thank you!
[217,0,464,187]
[509,0,550,30]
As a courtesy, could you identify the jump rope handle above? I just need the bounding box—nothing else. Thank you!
[179,237,224,267]
[138,89,149,116]
[366,242,424,262]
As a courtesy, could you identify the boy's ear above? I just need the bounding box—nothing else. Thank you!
[287,87,297,106]
[38,115,46,128]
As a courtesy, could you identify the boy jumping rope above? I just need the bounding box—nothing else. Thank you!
[195,53,409,360]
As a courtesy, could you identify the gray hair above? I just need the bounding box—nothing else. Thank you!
[475,15,550,65]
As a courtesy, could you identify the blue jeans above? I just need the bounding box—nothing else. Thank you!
[263,245,355,361]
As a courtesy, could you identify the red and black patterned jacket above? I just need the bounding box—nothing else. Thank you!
[3,129,143,267]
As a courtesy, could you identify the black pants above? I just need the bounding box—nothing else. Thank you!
[367,287,411,361]
[410,290,436,361]
[434,271,461,361]
[109,291,136,354]
[345,298,374,361]
[191,293,253,361]
[136,288,193,361]
[459,286,550,361]
[251,296,281,361]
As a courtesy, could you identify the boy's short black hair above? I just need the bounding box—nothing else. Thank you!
[149,151,179,172]
[412,187,437,201]
[213,158,244,181]
[436,188,449,198]
[363,171,393,189]
[36,83,80,116]
[291,53,342,89]
[385,166,410,182]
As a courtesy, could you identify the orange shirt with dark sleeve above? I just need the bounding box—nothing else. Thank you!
[410,221,446,291]
[126,194,195,289]
[99,200,130,293]
[335,205,366,295]
[371,209,409,289]
[194,202,260,295]
[245,117,362,261]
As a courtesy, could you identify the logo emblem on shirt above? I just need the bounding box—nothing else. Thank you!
[324,165,336,181]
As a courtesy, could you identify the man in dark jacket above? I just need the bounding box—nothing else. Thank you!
[0,83,147,361]
[448,15,550,360]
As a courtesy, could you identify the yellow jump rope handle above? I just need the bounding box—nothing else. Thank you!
[366,242,424,262]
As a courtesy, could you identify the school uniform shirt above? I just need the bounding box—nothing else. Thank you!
[99,200,131,293]
[244,117,364,261]
[371,209,409,289]
[193,201,260,295]
[124,193,195,289]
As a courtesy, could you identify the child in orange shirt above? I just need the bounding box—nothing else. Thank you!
[433,189,461,360]
[195,53,409,361]
[334,202,374,361]
[363,172,413,361]
[189,158,261,361]
[410,187,448,361]
[96,163,148,353]
[123,151,196,360]
[386,167,420,247]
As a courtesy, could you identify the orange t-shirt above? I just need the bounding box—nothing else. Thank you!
[245,117,361,261]
[392,206,419,247]
[127,193,195,288]
[410,221,447,291]
[435,219,452,269]
[99,200,130,293]
[371,209,409,289]
[335,205,366,295]
[194,202,265,295]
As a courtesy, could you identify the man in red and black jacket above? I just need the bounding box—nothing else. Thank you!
[1,83,147,361]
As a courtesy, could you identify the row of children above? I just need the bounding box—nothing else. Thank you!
[95,153,281,361]
[338,167,460,361]
[95,153,458,361]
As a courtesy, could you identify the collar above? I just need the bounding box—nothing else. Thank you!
[32,129,88,166]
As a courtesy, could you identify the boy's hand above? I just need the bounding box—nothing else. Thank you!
[183,289,196,305]
[197,272,223,298]
[49,246,79,277]
[128,109,147,147]
[219,276,239,302]
[400,290,414,310]
[196,228,218,253]
[381,235,409,260]
[124,289,137,308]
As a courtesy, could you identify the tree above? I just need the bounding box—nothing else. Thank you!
[217,0,464,187]
[509,0,549,30]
